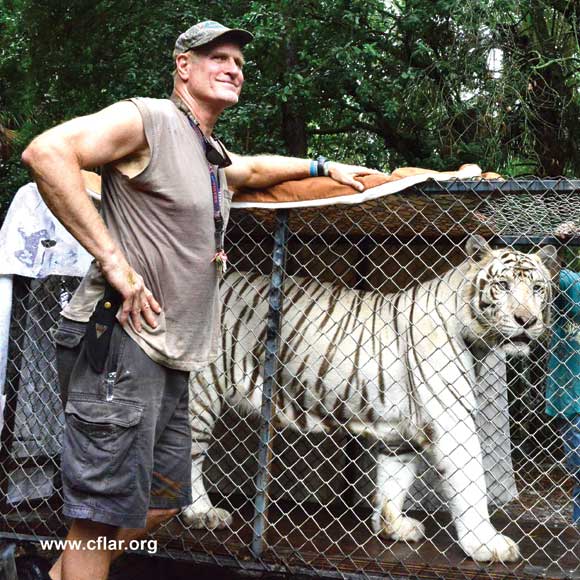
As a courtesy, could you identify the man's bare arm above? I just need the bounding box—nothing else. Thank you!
[21,101,160,331]
[225,153,381,193]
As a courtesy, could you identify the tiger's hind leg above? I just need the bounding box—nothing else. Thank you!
[372,453,426,542]
[181,372,233,530]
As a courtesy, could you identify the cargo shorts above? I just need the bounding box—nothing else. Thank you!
[53,317,193,529]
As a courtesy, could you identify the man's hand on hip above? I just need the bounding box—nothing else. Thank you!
[99,252,161,332]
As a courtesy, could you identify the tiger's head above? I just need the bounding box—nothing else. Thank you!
[463,235,558,356]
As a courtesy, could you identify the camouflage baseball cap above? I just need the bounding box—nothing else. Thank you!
[174,20,253,54]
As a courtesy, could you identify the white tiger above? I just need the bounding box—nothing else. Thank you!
[183,235,557,562]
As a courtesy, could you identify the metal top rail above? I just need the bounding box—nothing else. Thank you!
[419,177,580,194]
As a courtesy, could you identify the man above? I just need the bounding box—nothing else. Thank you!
[21,20,378,580]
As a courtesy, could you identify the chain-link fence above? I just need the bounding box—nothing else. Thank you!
[1,178,580,579]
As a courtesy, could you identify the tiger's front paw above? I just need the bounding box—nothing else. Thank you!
[462,533,520,562]
[383,515,426,542]
[372,504,426,543]
[180,505,233,530]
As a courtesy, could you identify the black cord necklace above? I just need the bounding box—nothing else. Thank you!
[171,96,228,275]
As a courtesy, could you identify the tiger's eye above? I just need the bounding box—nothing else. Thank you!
[496,280,510,291]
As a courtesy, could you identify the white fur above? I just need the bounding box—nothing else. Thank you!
[184,242,554,563]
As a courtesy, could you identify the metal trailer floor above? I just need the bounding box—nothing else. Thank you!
[1,498,578,580]
[157,504,580,579]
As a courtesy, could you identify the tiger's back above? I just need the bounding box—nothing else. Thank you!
[199,259,474,442]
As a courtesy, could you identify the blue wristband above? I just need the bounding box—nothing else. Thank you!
[309,160,317,177]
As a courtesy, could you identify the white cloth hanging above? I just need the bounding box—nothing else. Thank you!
[0,179,99,438]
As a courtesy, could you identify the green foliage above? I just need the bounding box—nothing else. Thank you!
[1,0,579,217]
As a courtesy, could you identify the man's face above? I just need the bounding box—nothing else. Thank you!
[187,41,245,109]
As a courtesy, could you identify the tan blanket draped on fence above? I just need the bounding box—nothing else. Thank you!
[233,164,501,204]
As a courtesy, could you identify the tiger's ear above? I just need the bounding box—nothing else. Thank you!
[465,235,492,261]
[535,245,560,277]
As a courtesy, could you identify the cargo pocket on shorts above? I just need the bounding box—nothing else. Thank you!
[52,319,87,349]
[63,395,144,496]
[52,319,88,404]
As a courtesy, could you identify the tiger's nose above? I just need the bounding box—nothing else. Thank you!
[514,313,538,328]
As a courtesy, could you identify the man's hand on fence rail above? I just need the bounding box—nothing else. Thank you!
[327,162,383,192]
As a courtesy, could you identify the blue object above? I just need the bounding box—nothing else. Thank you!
[547,268,580,526]
[309,160,317,177]
[546,269,580,418]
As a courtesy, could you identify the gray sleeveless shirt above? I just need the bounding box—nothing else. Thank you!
[62,97,232,371]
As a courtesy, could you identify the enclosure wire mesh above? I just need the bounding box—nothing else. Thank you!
[1,178,579,579]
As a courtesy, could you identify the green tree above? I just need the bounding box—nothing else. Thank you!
[495,0,580,175]
[1,0,579,220]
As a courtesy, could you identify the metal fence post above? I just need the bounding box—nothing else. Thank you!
[251,209,290,559]
[0,276,31,508]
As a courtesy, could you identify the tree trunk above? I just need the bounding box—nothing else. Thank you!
[281,39,308,157]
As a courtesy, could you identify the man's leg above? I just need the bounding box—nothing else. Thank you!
[51,321,192,580]
[49,508,179,580]
[50,519,114,580]
[110,507,180,559]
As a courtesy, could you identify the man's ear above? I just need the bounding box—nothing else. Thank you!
[175,53,191,82]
